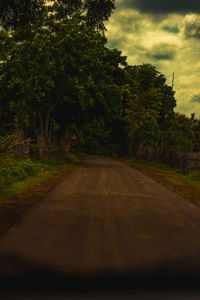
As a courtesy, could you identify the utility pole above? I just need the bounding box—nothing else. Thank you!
[172,72,175,90]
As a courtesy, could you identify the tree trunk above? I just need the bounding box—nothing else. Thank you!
[36,93,65,158]
[36,112,51,158]
[128,141,133,156]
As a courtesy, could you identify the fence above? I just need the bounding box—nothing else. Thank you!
[184,153,200,174]
[133,145,200,174]
[0,133,73,159]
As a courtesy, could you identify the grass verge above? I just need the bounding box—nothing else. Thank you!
[121,156,200,206]
[0,153,80,200]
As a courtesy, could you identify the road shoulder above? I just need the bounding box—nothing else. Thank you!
[121,158,200,207]
[0,166,76,236]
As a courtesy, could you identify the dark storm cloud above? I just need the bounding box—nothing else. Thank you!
[146,43,176,60]
[147,52,174,60]
[118,0,200,14]
[107,36,127,49]
[162,25,179,34]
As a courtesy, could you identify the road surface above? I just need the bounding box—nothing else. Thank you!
[0,155,200,281]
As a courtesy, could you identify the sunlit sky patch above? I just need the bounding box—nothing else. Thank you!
[105,0,200,117]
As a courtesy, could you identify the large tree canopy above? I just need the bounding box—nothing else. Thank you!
[0,0,44,29]
[0,4,127,156]
[0,0,199,160]
[0,0,115,30]
[123,64,176,152]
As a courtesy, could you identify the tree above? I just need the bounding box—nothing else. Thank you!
[167,113,199,152]
[0,4,127,157]
[51,0,115,30]
[0,17,97,154]
[123,64,176,153]
[0,0,45,29]
[52,40,127,155]
[0,0,115,31]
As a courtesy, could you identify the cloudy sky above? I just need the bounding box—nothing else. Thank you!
[105,0,200,117]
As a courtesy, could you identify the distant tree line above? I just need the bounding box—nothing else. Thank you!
[0,0,199,159]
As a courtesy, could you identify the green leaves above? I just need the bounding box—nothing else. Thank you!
[0,6,128,156]
[124,64,176,149]
[0,0,45,29]
[3,1,196,159]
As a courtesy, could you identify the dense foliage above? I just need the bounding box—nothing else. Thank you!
[0,0,44,29]
[0,0,199,160]
[0,0,115,30]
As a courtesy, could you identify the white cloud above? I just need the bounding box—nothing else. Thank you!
[183,14,200,39]
[105,6,200,117]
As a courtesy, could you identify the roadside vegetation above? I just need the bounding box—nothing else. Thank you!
[0,153,79,200]
[122,157,200,206]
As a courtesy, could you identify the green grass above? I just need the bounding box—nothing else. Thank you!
[122,156,183,173]
[121,156,200,188]
[0,170,55,200]
[39,153,80,166]
[184,172,200,188]
[0,153,80,199]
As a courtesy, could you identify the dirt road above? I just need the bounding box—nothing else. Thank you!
[0,155,200,280]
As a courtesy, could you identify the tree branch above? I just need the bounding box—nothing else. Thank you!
[50,92,66,112]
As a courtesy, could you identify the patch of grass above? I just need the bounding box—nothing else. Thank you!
[0,153,80,199]
[165,175,184,186]
[122,156,182,173]
[40,153,80,166]
[184,172,200,189]
[0,158,53,191]
[188,171,200,182]
[0,170,55,200]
